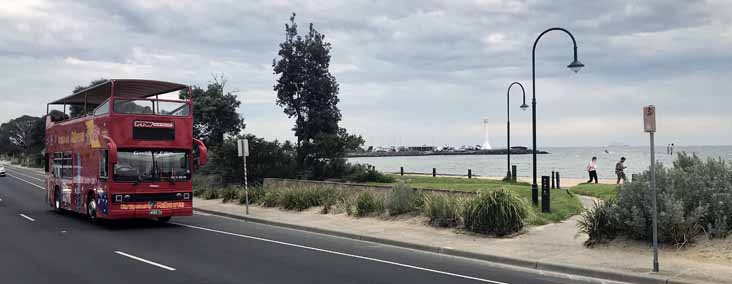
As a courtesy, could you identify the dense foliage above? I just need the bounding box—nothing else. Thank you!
[180,76,245,148]
[579,153,732,247]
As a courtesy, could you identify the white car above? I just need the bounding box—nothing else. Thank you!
[0,166,5,177]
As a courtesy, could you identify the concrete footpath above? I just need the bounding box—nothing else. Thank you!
[194,197,731,284]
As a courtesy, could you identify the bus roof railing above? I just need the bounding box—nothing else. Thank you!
[48,79,188,106]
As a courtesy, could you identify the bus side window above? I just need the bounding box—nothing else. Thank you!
[99,150,109,180]
[62,153,73,178]
[52,153,62,178]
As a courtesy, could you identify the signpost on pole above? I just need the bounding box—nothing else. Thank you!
[237,138,250,215]
[644,105,659,272]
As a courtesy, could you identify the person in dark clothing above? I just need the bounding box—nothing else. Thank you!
[615,157,627,184]
[586,156,598,184]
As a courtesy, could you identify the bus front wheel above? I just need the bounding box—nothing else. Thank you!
[53,188,62,213]
[87,196,98,223]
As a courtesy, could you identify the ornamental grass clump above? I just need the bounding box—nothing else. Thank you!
[577,199,618,247]
[422,193,462,227]
[238,186,266,205]
[202,188,220,200]
[355,191,385,217]
[386,182,418,216]
[463,189,528,236]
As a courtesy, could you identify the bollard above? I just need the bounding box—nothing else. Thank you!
[631,173,637,182]
[400,166,404,176]
[468,169,472,179]
[432,168,436,177]
[541,176,551,213]
[511,165,517,182]
[556,172,561,189]
[551,171,556,189]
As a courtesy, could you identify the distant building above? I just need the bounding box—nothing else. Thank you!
[407,146,436,152]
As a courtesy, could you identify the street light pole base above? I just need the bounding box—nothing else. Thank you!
[531,183,539,206]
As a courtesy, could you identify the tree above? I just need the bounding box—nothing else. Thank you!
[1,115,40,154]
[180,76,244,147]
[70,78,108,117]
[272,13,364,179]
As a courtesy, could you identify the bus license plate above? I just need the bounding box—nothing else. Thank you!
[149,209,162,215]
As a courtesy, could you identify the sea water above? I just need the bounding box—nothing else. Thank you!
[347,146,732,179]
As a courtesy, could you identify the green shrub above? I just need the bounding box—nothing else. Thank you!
[261,189,282,207]
[221,187,240,203]
[577,199,618,247]
[386,182,417,215]
[463,189,528,236]
[202,188,220,200]
[422,193,462,227]
[348,165,395,183]
[238,186,266,205]
[192,175,208,197]
[320,189,344,214]
[355,191,385,217]
[588,153,732,247]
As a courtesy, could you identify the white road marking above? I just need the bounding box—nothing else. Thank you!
[6,174,44,190]
[20,214,35,222]
[114,251,176,271]
[173,222,508,284]
[6,168,44,182]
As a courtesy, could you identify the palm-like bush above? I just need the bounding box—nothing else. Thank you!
[463,189,528,236]
[422,193,462,227]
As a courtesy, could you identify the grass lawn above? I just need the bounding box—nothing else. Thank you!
[371,175,583,225]
[569,183,619,201]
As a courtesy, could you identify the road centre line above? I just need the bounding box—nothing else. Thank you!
[114,251,176,271]
[6,174,45,190]
[173,222,508,284]
[20,214,35,222]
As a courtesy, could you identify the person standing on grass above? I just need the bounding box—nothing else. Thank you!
[586,156,598,184]
[615,157,627,184]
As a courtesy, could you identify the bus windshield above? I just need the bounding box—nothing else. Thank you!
[114,150,190,182]
[114,99,190,116]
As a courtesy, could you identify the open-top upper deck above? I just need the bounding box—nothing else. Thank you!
[48,79,188,106]
[45,79,204,155]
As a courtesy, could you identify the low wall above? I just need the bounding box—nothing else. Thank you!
[263,178,476,196]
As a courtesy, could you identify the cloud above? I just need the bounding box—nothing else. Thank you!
[0,0,730,147]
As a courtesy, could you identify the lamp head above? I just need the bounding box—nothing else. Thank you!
[567,59,585,73]
[520,103,529,111]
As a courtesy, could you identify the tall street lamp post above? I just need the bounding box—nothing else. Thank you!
[530,27,584,206]
[506,82,529,180]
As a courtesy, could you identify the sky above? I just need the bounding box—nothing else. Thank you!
[1,0,731,148]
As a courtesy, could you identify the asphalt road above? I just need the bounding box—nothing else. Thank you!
[0,164,625,284]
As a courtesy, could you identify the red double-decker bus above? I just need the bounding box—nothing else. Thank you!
[44,79,207,222]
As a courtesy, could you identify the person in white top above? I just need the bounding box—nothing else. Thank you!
[586,156,598,184]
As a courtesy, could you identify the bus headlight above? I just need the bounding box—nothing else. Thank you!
[183,193,190,200]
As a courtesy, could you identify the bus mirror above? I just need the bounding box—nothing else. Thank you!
[193,138,208,166]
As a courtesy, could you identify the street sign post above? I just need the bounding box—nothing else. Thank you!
[238,139,250,215]
[644,105,659,272]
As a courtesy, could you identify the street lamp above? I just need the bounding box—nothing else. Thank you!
[505,82,528,181]
[530,27,584,206]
